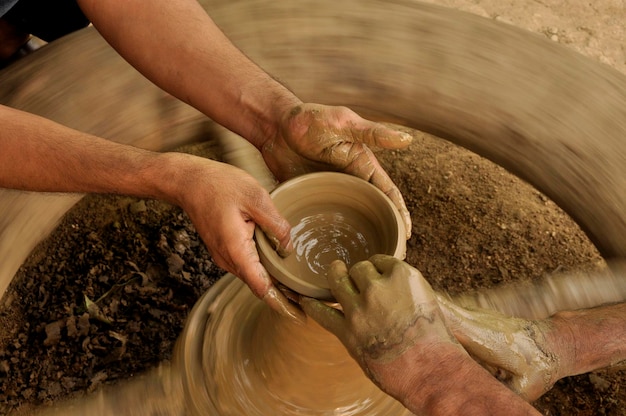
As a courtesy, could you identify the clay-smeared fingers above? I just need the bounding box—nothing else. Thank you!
[369,254,435,302]
[339,145,412,239]
[435,294,557,401]
[263,285,306,324]
[347,119,413,239]
[349,118,413,150]
[378,186,411,241]
[250,197,293,258]
[349,260,382,292]
[327,260,360,313]
[300,297,346,338]
[222,235,306,323]
[368,254,404,277]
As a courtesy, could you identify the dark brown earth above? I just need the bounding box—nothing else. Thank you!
[1,131,625,415]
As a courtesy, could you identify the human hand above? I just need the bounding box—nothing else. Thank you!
[436,295,560,400]
[299,255,462,395]
[261,104,413,238]
[169,153,304,322]
[300,255,544,415]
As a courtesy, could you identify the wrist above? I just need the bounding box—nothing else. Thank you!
[371,341,539,415]
[548,304,626,377]
[367,340,466,408]
[138,151,207,208]
[240,78,302,150]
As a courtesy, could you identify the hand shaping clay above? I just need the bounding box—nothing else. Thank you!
[255,172,406,300]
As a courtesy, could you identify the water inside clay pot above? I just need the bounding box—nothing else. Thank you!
[256,172,406,300]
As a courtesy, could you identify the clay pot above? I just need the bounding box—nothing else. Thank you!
[255,172,406,300]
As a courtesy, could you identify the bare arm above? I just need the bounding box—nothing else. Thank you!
[76,0,300,149]
[0,104,302,320]
[378,342,541,416]
[550,302,626,377]
[1,0,411,320]
[0,105,167,194]
[75,0,413,229]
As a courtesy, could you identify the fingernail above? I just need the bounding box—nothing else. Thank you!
[328,260,349,279]
[263,286,307,325]
[399,132,413,144]
[402,208,412,239]
[269,234,292,258]
[277,241,293,258]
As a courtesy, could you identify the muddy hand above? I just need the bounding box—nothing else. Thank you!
[300,255,461,389]
[436,295,560,400]
[172,153,304,323]
[260,103,413,238]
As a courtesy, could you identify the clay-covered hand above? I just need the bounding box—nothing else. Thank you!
[436,295,561,401]
[170,153,304,322]
[260,103,413,238]
[300,254,463,395]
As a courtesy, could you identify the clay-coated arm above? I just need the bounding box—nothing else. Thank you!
[301,255,539,415]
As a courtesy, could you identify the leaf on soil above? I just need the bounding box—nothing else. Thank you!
[84,295,112,325]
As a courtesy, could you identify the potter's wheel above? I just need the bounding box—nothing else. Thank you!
[176,273,411,415]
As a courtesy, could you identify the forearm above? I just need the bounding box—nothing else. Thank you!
[548,302,626,377]
[372,343,540,416]
[0,104,182,201]
[76,0,302,149]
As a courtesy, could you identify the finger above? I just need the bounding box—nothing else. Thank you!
[351,121,413,150]
[380,185,412,241]
[300,297,346,337]
[369,253,427,286]
[327,260,360,314]
[226,221,305,324]
[370,254,437,305]
[368,254,403,277]
[248,190,293,257]
[362,152,412,240]
[263,285,307,324]
[348,260,382,292]
[340,146,412,239]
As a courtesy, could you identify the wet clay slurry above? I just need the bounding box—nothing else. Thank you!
[290,210,374,285]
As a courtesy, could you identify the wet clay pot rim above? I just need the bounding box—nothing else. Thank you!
[255,172,406,301]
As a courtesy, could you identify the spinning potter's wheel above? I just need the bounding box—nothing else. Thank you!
[174,160,410,414]
[177,274,411,415]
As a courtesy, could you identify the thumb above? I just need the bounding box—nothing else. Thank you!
[250,193,293,257]
[354,123,413,150]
